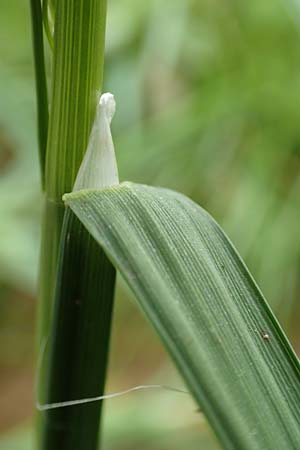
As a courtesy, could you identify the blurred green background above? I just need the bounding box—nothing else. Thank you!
[0,0,300,449]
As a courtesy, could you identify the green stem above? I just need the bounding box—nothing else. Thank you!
[36,1,115,449]
[38,0,108,362]
[30,0,49,186]
[45,0,107,199]
[42,210,116,450]
[42,0,54,50]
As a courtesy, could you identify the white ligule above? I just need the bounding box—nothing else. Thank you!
[73,92,119,191]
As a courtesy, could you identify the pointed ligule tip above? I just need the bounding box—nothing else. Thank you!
[72,92,119,193]
[99,92,116,123]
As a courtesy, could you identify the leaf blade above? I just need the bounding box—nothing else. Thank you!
[65,182,300,450]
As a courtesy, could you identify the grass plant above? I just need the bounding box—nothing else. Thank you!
[30,1,300,450]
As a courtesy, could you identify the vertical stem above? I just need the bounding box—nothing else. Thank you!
[41,211,116,450]
[37,1,115,449]
[30,0,49,186]
[38,0,108,351]
[45,0,107,199]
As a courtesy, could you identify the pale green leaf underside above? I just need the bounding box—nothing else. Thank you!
[64,182,300,450]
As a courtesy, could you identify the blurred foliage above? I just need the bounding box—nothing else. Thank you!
[0,0,300,448]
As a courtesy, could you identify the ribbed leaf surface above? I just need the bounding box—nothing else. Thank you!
[64,182,300,450]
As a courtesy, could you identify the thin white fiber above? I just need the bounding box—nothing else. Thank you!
[37,384,188,411]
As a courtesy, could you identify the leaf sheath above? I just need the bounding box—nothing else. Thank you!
[41,208,115,449]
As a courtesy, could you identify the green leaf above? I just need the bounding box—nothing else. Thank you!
[64,182,300,450]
